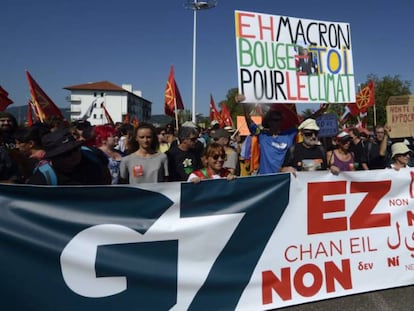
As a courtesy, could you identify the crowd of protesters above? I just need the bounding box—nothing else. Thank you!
[0,101,412,185]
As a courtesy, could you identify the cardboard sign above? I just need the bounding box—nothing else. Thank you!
[386,95,414,138]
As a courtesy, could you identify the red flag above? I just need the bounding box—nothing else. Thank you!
[0,85,13,111]
[220,102,233,127]
[102,103,114,126]
[27,100,34,126]
[356,80,375,109]
[346,81,375,116]
[209,94,224,127]
[132,116,139,128]
[164,66,184,117]
[124,113,130,124]
[345,103,359,116]
[31,100,42,122]
[25,71,64,122]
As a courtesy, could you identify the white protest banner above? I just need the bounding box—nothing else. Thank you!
[235,11,356,104]
[1,169,413,310]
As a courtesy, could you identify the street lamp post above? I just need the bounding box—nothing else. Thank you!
[184,0,217,123]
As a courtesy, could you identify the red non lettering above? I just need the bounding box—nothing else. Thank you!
[262,259,352,304]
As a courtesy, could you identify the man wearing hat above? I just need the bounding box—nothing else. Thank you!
[27,128,111,185]
[280,118,327,174]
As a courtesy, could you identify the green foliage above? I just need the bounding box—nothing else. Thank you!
[301,108,314,119]
[365,74,411,127]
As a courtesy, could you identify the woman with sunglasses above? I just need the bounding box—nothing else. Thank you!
[187,142,236,183]
[327,131,355,175]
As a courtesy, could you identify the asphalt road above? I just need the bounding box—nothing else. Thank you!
[276,285,413,311]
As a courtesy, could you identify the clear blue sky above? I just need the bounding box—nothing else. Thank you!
[1,0,413,116]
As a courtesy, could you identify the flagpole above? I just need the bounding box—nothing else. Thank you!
[185,0,218,123]
[191,6,197,123]
[34,101,44,123]
[174,98,179,131]
[103,93,106,125]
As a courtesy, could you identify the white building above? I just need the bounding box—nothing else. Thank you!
[64,81,151,125]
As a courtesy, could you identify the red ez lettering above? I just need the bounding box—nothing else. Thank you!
[308,181,391,234]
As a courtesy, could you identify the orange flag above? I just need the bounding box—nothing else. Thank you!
[25,71,64,122]
[250,136,260,174]
[164,65,184,117]
[0,85,13,111]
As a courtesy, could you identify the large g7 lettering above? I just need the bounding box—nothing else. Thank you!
[61,224,143,298]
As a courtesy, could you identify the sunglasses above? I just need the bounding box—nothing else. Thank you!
[302,131,318,137]
[212,154,227,161]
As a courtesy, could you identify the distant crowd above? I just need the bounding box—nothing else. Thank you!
[0,100,411,186]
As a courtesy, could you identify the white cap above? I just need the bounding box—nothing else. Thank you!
[182,121,197,128]
[298,118,320,131]
[391,142,412,159]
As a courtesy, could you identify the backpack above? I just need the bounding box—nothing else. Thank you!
[34,161,58,185]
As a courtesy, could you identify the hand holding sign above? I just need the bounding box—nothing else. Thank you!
[235,94,246,103]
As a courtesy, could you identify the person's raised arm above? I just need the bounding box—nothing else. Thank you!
[235,94,254,130]
[379,125,391,157]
